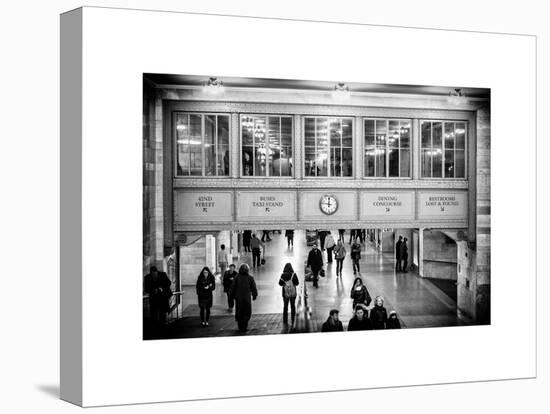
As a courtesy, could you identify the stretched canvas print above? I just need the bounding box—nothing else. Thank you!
[142,74,491,340]
[61,6,536,407]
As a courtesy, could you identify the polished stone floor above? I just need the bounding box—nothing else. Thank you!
[149,230,473,339]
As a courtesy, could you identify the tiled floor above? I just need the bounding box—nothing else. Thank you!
[152,230,473,339]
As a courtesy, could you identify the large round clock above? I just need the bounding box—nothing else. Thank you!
[319,194,338,215]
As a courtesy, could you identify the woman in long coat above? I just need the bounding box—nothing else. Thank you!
[230,263,258,332]
[196,267,215,327]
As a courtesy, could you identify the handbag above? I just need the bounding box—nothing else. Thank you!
[319,268,326,277]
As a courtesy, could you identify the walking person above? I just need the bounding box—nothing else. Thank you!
[321,309,344,332]
[144,266,172,328]
[222,263,238,312]
[355,228,364,244]
[250,233,265,268]
[370,295,388,329]
[350,277,372,310]
[350,238,362,275]
[318,230,327,251]
[306,242,324,288]
[386,310,401,329]
[218,244,229,277]
[348,228,356,244]
[395,235,403,272]
[347,304,373,331]
[334,239,347,277]
[261,230,272,242]
[229,263,258,332]
[242,230,252,253]
[278,263,299,325]
[325,231,336,263]
[338,229,345,241]
[401,238,409,273]
[285,229,294,248]
[196,267,215,327]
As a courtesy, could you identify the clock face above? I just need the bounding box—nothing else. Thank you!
[320,195,338,215]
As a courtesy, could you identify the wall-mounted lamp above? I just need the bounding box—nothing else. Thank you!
[203,77,224,95]
[332,82,351,101]
[447,88,468,105]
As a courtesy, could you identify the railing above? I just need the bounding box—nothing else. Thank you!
[143,291,185,324]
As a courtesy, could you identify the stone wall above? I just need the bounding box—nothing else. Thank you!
[422,230,458,280]
[143,80,164,275]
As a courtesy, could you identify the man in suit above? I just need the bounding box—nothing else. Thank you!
[395,235,403,272]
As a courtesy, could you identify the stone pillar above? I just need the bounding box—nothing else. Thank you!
[456,240,475,318]
[231,231,239,261]
[412,119,420,180]
[418,227,424,277]
[475,103,491,323]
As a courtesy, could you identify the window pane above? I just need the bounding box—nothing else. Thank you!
[330,118,341,148]
[400,121,411,148]
[389,120,399,149]
[304,117,316,147]
[455,149,465,178]
[316,118,328,177]
[305,147,316,176]
[421,149,432,177]
[400,149,410,177]
[204,115,216,176]
[342,119,353,146]
[455,122,466,149]
[432,122,442,148]
[444,149,455,177]
[432,148,442,177]
[242,146,253,176]
[176,113,189,176]
[189,114,202,176]
[331,147,341,177]
[280,117,293,177]
[389,148,399,177]
[365,147,375,177]
[268,117,281,176]
[217,116,229,176]
[365,119,375,146]
[376,148,386,177]
[254,117,267,176]
[421,122,431,147]
[242,116,253,146]
[342,147,353,177]
[444,122,455,151]
[375,120,387,146]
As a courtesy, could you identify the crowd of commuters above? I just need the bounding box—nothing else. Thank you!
[145,229,406,334]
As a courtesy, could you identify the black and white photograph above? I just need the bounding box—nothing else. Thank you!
[142,74,491,340]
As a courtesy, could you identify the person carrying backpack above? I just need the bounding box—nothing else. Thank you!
[278,263,300,325]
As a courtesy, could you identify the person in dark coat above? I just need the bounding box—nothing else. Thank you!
[242,230,252,252]
[196,267,215,326]
[395,235,403,272]
[355,228,364,244]
[250,234,265,268]
[370,295,388,329]
[350,277,372,310]
[347,304,373,331]
[386,310,401,329]
[401,238,409,273]
[278,263,299,325]
[318,230,327,250]
[144,266,172,327]
[350,238,362,274]
[230,263,258,332]
[348,228,356,244]
[222,263,238,311]
[306,242,324,288]
[338,229,345,241]
[285,229,294,248]
[321,309,344,332]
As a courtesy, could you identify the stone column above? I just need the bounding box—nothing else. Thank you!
[412,119,420,180]
[418,227,424,277]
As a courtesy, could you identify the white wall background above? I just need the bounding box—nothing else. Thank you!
[1,0,548,413]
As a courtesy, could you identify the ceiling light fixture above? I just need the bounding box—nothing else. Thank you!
[447,88,468,105]
[332,82,351,101]
[203,77,224,95]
